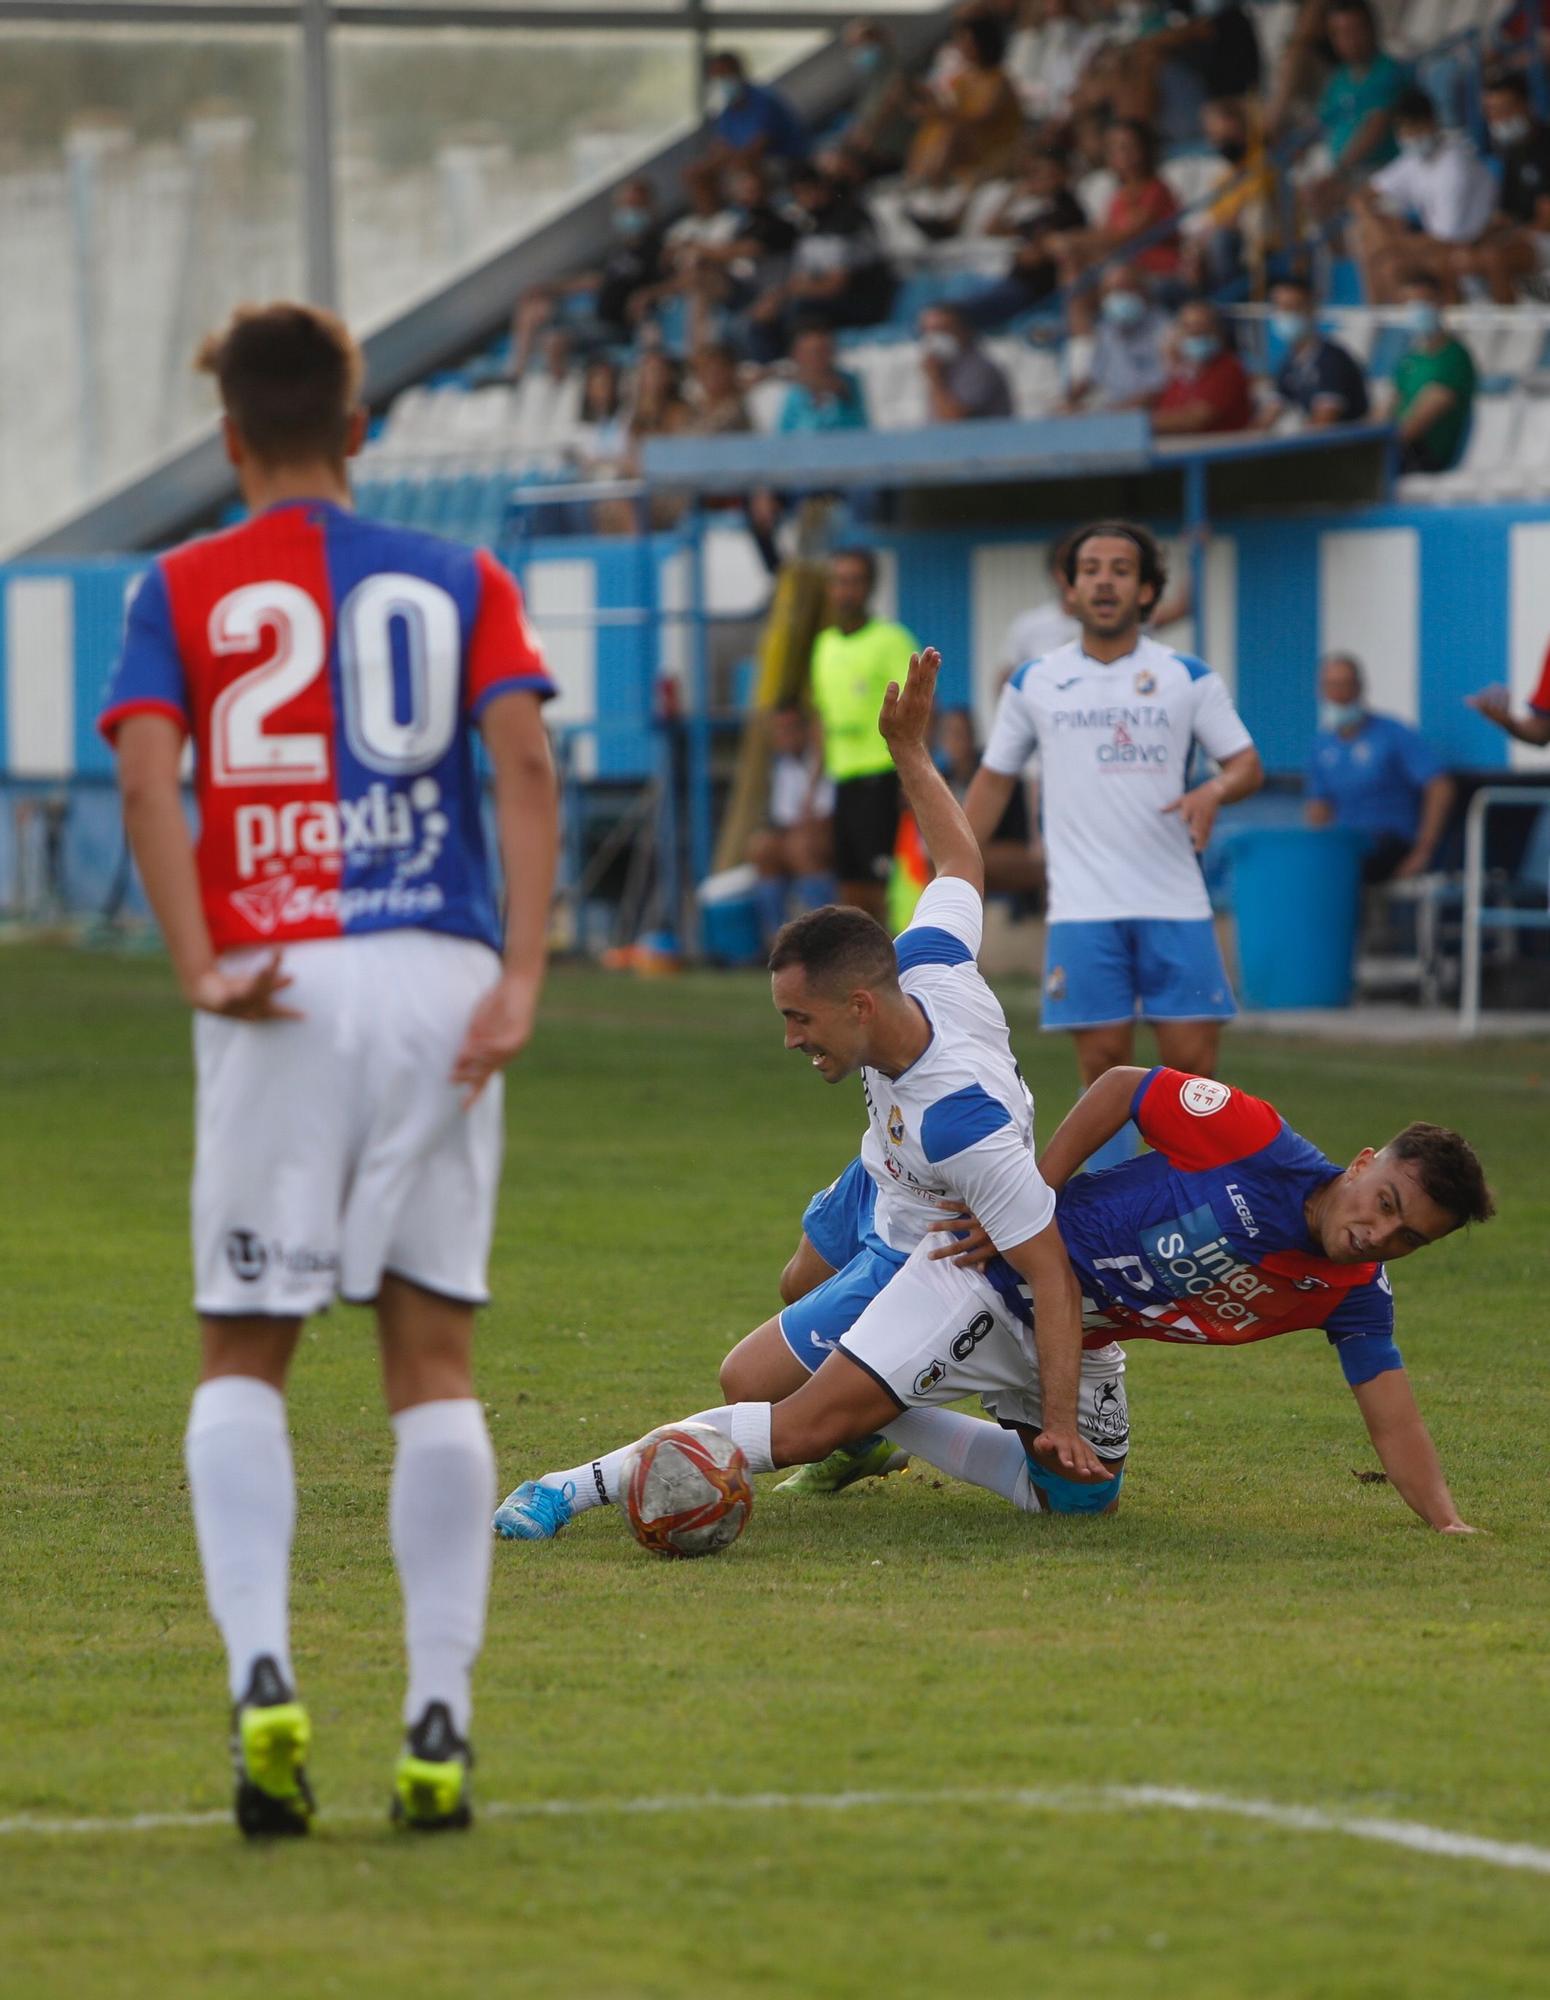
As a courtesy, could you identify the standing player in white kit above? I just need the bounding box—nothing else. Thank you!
[99,304,558,1835]
[965,522,1261,1166]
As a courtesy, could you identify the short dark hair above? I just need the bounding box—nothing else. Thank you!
[830,545,878,590]
[1325,0,1375,24]
[708,49,746,77]
[1323,651,1365,690]
[960,13,1008,66]
[1063,519,1168,615]
[1484,68,1530,100]
[1273,273,1315,300]
[197,301,363,466]
[1393,87,1438,127]
[1108,117,1160,177]
[1384,1123,1496,1229]
[768,905,897,995]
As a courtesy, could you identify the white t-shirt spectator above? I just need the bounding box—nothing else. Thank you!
[1371,135,1496,244]
[1006,17,1103,119]
[769,752,834,829]
[1005,600,1079,669]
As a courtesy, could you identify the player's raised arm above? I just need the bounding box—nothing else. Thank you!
[1034,1066,1149,1192]
[1350,1371,1474,1532]
[878,648,985,896]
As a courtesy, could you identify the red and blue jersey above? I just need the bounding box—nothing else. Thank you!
[990,1067,1401,1387]
[99,500,554,955]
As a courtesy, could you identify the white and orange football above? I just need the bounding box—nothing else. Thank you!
[621,1423,753,1559]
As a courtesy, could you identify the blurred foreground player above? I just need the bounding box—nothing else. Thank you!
[99,304,558,1834]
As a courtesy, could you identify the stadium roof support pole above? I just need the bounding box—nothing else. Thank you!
[1182,455,1209,662]
[301,0,339,309]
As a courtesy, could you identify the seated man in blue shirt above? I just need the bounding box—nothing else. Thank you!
[689,49,806,201]
[775,323,868,432]
[1305,653,1455,882]
[1256,276,1370,431]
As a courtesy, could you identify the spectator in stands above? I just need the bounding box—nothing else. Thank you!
[686,341,753,436]
[918,305,1014,423]
[510,178,666,365]
[1101,0,1263,148]
[841,21,916,175]
[936,707,1041,896]
[1149,300,1255,436]
[1388,273,1476,476]
[905,13,1025,201]
[1255,275,1369,430]
[1061,262,1169,412]
[957,146,1088,329]
[697,50,806,181]
[1006,0,1104,121]
[808,548,917,920]
[1182,96,1274,293]
[680,162,798,345]
[1305,653,1455,882]
[745,165,895,363]
[1451,70,1550,304]
[1468,656,1550,750]
[595,351,691,533]
[749,705,834,945]
[1306,0,1412,210]
[570,356,628,473]
[510,326,581,452]
[1350,90,1497,304]
[776,323,869,433]
[1049,118,1181,287]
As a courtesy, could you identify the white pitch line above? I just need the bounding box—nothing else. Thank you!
[2,1783,1548,1876]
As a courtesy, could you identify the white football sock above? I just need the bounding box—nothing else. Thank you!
[186,1376,296,1700]
[548,1402,776,1515]
[883,1407,1039,1513]
[391,1398,497,1737]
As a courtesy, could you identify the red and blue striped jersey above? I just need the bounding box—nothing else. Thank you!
[987,1067,1401,1386]
[99,500,554,955]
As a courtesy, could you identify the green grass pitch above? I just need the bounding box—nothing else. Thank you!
[4,944,1549,1998]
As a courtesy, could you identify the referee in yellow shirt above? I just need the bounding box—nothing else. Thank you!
[808,548,919,920]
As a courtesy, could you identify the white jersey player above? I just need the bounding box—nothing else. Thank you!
[966,520,1262,1162]
[493,647,1120,1544]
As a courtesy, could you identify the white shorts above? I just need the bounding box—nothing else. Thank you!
[838,1243,1130,1460]
[193,930,505,1317]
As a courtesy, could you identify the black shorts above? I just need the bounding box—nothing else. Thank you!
[832,771,900,885]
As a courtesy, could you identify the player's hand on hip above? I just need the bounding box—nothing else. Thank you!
[925,1203,997,1267]
[188,951,303,1022]
[879,647,941,752]
[453,968,541,1107]
[1031,1428,1113,1483]
[1163,779,1221,853]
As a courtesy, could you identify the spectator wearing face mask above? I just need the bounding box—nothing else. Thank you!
[956,147,1089,330]
[744,164,895,363]
[702,50,807,171]
[1350,90,1497,304]
[917,305,1014,423]
[1183,96,1274,293]
[1385,272,1476,475]
[1450,70,1550,304]
[1149,300,1255,436]
[840,21,916,174]
[509,179,666,365]
[1061,263,1169,412]
[1255,275,1369,431]
[1305,653,1454,883]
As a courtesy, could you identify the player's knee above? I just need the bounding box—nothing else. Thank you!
[1026,1457,1125,1516]
[719,1348,754,1400]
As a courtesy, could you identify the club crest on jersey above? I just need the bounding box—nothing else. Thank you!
[1133,667,1157,694]
[888,1104,906,1146]
[914,1358,948,1396]
[1181,1077,1230,1117]
[1046,964,1066,1001]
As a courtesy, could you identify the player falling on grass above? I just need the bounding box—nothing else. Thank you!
[99,303,558,1835]
[494,646,1120,1542]
[768,1071,1493,1531]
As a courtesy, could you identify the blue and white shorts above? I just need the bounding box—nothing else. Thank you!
[799,1155,876,1273]
[1041,917,1236,1030]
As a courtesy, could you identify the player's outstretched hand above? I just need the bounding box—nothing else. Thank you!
[1031,1429,1114,1485]
[879,647,941,753]
[1466,684,1512,728]
[453,968,542,1108]
[925,1203,997,1267]
[188,951,303,1022]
